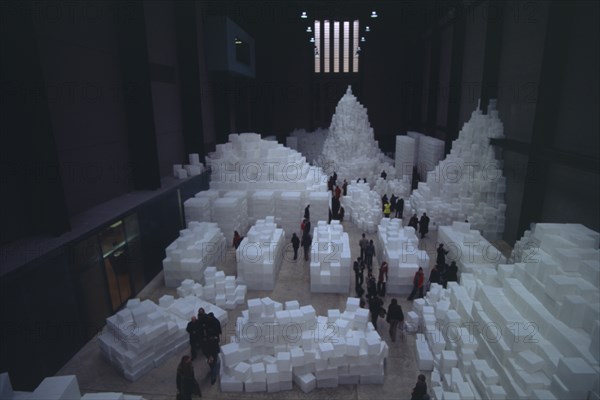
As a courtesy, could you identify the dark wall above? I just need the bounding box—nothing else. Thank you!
[144,1,186,176]
[33,1,133,216]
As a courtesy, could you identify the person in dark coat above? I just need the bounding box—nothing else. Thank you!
[428,264,441,288]
[368,294,384,331]
[366,273,377,300]
[291,233,300,260]
[408,213,419,231]
[390,194,397,214]
[232,231,242,249]
[386,298,404,342]
[410,374,428,400]
[359,234,369,261]
[407,267,425,300]
[304,204,310,220]
[395,198,404,219]
[186,316,202,360]
[444,261,459,288]
[331,195,341,219]
[332,171,338,186]
[377,261,388,297]
[365,240,376,272]
[176,355,200,400]
[436,243,449,267]
[339,206,345,222]
[418,212,430,239]
[301,232,312,261]
[342,179,348,196]
[353,260,364,295]
[302,219,311,236]
[381,170,387,180]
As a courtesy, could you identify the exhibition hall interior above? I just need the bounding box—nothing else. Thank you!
[0,0,599,399]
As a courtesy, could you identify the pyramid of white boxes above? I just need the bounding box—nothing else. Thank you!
[98,297,227,381]
[162,222,226,288]
[219,297,389,393]
[176,266,247,310]
[410,222,600,400]
[342,182,382,233]
[236,217,286,291]
[318,86,395,184]
[310,220,352,293]
[0,372,145,400]
[408,100,507,240]
[372,177,412,202]
[376,218,430,294]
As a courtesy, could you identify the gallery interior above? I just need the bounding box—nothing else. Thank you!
[0,0,598,399]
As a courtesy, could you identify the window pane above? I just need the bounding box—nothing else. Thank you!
[343,21,350,73]
[324,20,330,73]
[353,20,359,73]
[333,21,340,73]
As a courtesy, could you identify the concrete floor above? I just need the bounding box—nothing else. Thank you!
[57,218,491,400]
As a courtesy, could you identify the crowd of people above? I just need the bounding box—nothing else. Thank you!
[179,307,223,398]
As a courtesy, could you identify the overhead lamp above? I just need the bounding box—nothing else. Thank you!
[310,37,315,43]
[365,26,370,32]
[361,36,366,42]
[306,26,312,33]
[234,37,242,45]
[371,11,378,18]
[301,11,307,18]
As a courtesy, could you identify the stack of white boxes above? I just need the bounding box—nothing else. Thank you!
[236,217,285,290]
[376,218,430,294]
[219,297,389,393]
[395,135,416,182]
[275,191,302,238]
[408,101,507,240]
[310,221,352,293]
[373,177,412,201]
[206,133,327,192]
[98,296,226,382]
[0,373,145,400]
[288,128,329,165]
[319,86,395,184]
[342,182,382,233]
[192,190,219,221]
[417,136,445,181]
[411,223,600,400]
[407,131,425,165]
[162,222,226,287]
[307,191,330,226]
[248,191,276,225]
[213,191,248,245]
[183,197,211,225]
[176,266,247,310]
[173,153,205,179]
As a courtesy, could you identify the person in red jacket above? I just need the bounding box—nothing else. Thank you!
[407,267,425,300]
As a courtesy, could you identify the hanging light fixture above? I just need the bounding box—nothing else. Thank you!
[361,36,366,42]
[371,11,378,18]
[365,26,370,32]
[301,11,307,19]
[306,26,312,33]
[310,37,315,43]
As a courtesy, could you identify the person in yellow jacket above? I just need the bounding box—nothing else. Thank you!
[383,201,391,218]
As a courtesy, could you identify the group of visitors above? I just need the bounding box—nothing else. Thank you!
[408,212,430,239]
[179,307,222,398]
[381,193,404,219]
[328,172,346,222]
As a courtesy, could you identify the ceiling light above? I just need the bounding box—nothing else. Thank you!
[361,36,366,42]
[310,37,315,43]
[306,26,312,33]
[301,11,307,19]
[234,37,242,45]
[365,26,370,32]
[371,11,378,18]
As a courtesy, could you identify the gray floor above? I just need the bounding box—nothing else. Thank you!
[58,219,494,400]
